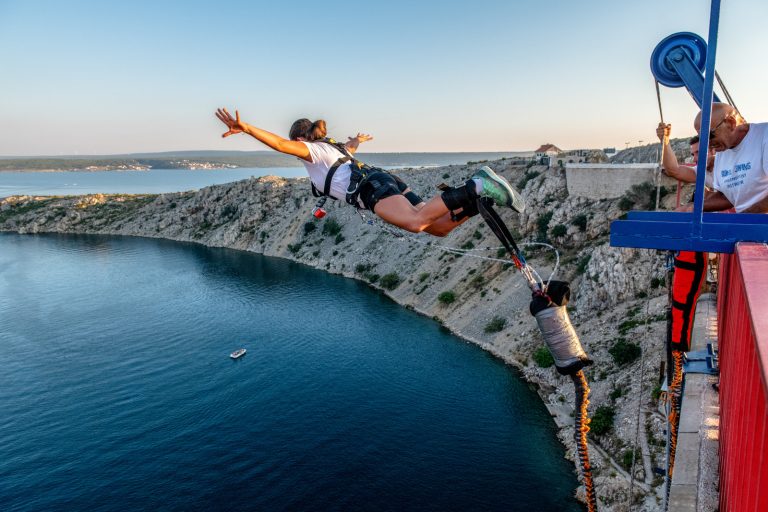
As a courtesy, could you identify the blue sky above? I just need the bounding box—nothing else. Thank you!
[1,0,766,155]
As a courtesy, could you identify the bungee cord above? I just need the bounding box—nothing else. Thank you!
[475,198,597,512]
[342,195,596,510]
[572,370,598,512]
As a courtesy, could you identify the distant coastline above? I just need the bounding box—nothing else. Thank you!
[0,150,534,172]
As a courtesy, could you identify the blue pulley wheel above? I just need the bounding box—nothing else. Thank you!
[650,32,708,87]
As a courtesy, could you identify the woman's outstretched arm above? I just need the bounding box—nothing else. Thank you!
[345,133,373,154]
[216,108,310,160]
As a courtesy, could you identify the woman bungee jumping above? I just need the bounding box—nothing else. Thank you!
[215,108,524,236]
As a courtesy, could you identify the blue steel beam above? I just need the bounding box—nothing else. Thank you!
[625,211,768,224]
[692,0,721,230]
[610,217,768,254]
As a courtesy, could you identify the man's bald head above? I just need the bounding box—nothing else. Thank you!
[693,102,747,152]
[694,102,735,132]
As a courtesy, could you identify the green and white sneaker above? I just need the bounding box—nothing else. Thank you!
[472,166,525,213]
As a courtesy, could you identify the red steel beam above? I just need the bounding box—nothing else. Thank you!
[718,243,768,511]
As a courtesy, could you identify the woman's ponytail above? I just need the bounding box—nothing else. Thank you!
[289,118,327,141]
[309,120,326,141]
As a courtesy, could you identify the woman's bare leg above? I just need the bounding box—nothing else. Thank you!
[422,211,470,237]
[373,195,455,233]
[373,195,471,237]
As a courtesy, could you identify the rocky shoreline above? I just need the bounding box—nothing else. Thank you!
[1,160,677,511]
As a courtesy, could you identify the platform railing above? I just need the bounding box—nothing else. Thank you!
[717,242,768,512]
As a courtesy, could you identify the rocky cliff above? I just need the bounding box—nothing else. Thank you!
[1,160,681,511]
[610,138,692,165]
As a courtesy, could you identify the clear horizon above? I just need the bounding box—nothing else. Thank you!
[0,149,537,159]
[1,0,766,156]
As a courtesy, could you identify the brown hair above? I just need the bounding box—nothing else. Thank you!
[689,135,700,145]
[289,118,327,141]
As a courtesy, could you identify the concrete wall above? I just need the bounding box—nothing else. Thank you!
[565,163,677,199]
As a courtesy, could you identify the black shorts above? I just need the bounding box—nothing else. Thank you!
[358,171,423,211]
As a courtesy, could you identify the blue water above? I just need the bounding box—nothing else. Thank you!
[0,168,307,198]
[0,234,582,511]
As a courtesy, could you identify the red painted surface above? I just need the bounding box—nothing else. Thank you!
[718,243,768,512]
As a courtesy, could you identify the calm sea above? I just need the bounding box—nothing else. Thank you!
[0,150,530,198]
[0,168,307,198]
[0,234,582,511]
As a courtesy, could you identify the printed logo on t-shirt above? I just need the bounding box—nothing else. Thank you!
[735,162,752,172]
[720,161,752,189]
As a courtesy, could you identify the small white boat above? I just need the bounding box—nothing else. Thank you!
[230,348,246,359]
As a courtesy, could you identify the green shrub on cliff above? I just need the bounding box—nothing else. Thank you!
[380,273,401,290]
[619,182,670,211]
[220,204,239,219]
[571,213,588,232]
[322,218,342,236]
[575,254,591,275]
[517,170,540,189]
[438,291,456,305]
[590,405,616,436]
[0,198,55,223]
[533,347,554,368]
[550,224,567,238]
[618,197,634,211]
[484,316,507,333]
[609,338,641,366]
[536,211,553,239]
[355,263,373,274]
[620,448,641,471]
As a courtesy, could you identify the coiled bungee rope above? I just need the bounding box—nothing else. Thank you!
[666,350,685,478]
[572,370,598,512]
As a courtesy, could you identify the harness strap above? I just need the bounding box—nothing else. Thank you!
[310,138,365,204]
[674,259,702,271]
[307,138,389,209]
[477,198,524,264]
[317,155,351,199]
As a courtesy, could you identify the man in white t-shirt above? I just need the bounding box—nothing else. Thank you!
[692,103,768,213]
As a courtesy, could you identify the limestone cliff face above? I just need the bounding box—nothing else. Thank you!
[611,137,692,164]
[1,161,673,511]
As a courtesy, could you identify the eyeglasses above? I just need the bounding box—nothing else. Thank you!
[709,117,729,140]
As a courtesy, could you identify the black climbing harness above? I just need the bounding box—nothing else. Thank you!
[309,138,378,209]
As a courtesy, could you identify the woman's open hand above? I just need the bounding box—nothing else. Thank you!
[348,133,373,144]
[216,108,246,138]
[344,132,373,154]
